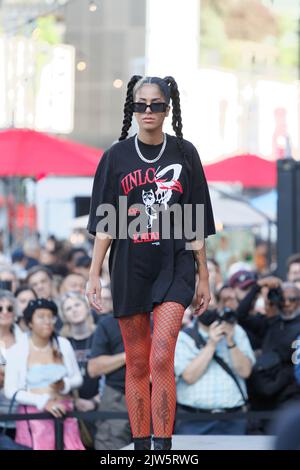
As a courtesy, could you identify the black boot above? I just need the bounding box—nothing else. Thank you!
[153,437,172,450]
[133,436,152,450]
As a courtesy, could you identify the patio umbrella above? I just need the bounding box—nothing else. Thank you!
[204,154,277,188]
[0,128,102,178]
[0,128,103,251]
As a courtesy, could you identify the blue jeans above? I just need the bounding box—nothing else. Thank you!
[175,418,247,435]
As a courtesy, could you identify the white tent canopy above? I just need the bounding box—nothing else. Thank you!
[71,186,273,231]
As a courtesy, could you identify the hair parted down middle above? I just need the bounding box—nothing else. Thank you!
[119,75,189,162]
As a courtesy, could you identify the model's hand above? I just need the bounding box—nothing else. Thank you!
[193,277,211,316]
[86,276,103,312]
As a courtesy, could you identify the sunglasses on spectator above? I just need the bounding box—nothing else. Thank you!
[133,102,168,113]
[0,305,14,313]
[284,296,300,303]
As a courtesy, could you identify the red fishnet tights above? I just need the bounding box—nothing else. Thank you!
[118,301,185,438]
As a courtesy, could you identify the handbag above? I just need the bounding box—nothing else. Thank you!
[0,391,32,450]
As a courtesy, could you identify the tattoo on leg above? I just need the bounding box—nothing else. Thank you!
[135,395,145,434]
[156,390,170,433]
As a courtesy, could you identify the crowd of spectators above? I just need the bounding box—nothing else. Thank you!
[1,235,300,449]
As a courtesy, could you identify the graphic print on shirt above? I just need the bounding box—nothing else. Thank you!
[121,164,183,229]
[142,189,157,229]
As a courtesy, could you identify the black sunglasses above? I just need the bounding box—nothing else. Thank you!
[133,102,168,113]
[0,305,14,313]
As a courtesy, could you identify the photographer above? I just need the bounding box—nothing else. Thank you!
[230,272,282,351]
[247,282,300,419]
[174,308,255,435]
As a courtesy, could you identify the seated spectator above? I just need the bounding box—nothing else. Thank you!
[88,313,131,450]
[14,286,37,333]
[174,309,255,435]
[60,292,99,448]
[4,298,84,450]
[59,273,86,297]
[0,290,25,438]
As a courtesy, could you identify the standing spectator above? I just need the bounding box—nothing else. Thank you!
[248,283,300,417]
[23,237,41,270]
[0,268,18,294]
[87,313,130,450]
[174,311,255,435]
[60,292,99,447]
[59,273,86,296]
[294,334,300,385]
[0,291,25,437]
[14,286,37,333]
[73,256,92,281]
[26,266,56,300]
[65,248,88,274]
[4,298,84,450]
[287,253,300,290]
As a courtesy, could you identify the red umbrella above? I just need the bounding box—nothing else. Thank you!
[204,153,277,188]
[0,128,103,178]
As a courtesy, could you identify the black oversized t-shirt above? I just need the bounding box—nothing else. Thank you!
[87,134,216,318]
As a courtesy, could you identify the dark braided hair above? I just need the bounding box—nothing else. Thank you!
[163,76,189,162]
[119,75,142,141]
[119,75,189,164]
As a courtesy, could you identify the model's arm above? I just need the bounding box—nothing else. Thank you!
[191,239,211,316]
[88,352,126,378]
[86,233,112,312]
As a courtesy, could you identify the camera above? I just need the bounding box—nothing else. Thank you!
[267,286,284,309]
[218,307,238,325]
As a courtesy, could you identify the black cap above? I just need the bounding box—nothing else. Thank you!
[23,298,58,325]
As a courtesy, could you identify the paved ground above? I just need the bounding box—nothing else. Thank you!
[123,435,275,450]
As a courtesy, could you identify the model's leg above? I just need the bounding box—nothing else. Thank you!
[118,312,152,440]
[150,301,185,446]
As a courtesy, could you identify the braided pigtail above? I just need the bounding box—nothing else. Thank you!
[163,76,188,161]
[119,75,142,141]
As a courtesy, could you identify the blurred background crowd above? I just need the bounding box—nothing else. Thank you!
[0,234,300,449]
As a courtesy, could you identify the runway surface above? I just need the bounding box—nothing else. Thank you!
[123,435,275,450]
